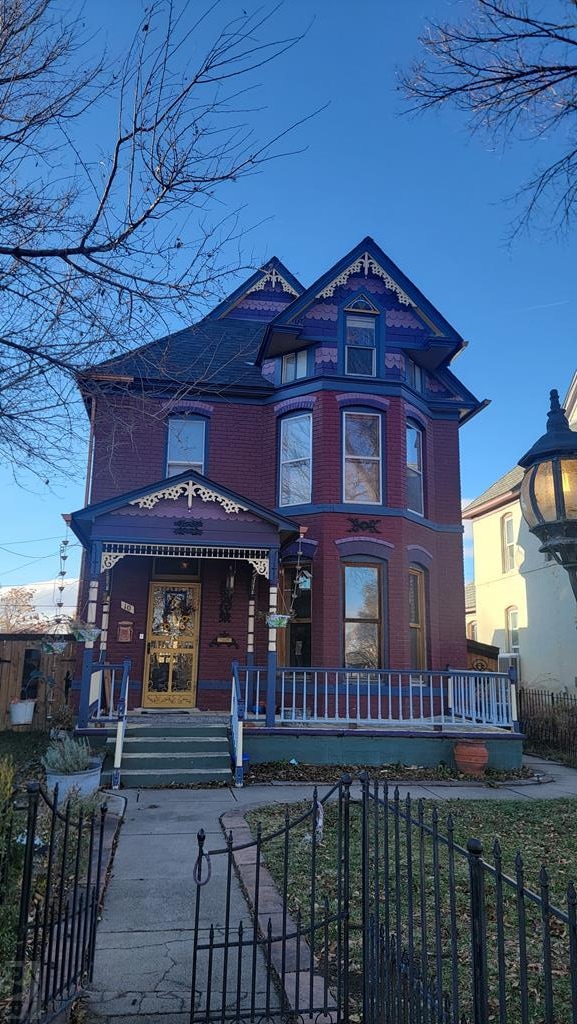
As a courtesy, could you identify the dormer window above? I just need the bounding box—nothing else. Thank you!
[407,359,423,392]
[282,350,307,384]
[344,296,379,377]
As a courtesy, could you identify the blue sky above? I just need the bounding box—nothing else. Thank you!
[0,0,574,598]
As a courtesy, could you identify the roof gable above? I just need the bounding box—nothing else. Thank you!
[208,257,304,322]
[257,237,465,364]
[70,469,300,546]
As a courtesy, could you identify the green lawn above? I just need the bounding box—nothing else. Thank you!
[247,796,577,1022]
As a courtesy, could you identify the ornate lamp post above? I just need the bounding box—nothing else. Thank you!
[518,389,577,601]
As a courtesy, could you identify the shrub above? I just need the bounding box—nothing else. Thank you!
[41,737,92,775]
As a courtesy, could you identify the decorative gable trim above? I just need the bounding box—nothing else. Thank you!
[129,479,248,514]
[317,252,415,307]
[247,264,299,297]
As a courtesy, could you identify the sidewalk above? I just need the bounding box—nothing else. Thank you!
[86,755,577,1023]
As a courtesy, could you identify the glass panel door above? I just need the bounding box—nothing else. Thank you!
[143,583,200,708]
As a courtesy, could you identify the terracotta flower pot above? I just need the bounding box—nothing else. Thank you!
[454,739,489,778]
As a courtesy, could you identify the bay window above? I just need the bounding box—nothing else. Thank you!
[343,411,382,504]
[279,413,312,505]
[343,563,382,669]
[406,421,424,515]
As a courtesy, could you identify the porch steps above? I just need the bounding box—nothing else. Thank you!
[101,721,232,788]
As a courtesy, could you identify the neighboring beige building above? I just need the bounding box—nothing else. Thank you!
[463,374,577,690]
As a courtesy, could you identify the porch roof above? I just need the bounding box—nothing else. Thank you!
[68,469,301,556]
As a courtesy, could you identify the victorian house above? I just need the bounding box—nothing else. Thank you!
[69,237,520,778]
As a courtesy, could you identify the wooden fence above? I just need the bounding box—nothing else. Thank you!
[0,634,76,731]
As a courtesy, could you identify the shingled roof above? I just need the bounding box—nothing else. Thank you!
[463,465,523,517]
[84,317,272,392]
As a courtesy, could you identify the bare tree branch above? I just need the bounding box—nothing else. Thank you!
[0,0,312,481]
[399,0,577,232]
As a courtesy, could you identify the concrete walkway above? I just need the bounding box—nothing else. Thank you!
[87,755,577,1023]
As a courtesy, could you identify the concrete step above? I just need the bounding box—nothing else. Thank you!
[121,723,229,738]
[108,735,230,754]
[117,751,231,769]
[101,766,231,787]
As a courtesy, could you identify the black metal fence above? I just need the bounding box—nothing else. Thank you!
[0,782,108,1024]
[191,774,577,1024]
[519,686,577,765]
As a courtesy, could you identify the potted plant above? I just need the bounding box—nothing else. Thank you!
[68,618,101,643]
[9,677,37,726]
[266,613,291,628]
[49,703,75,739]
[41,736,102,802]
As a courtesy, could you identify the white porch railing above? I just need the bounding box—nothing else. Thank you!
[87,659,131,789]
[238,666,517,729]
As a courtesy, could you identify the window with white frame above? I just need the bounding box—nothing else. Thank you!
[343,411,382,504]
[345,314,376,376]
[281,350,308,384]
[406,421,424,515]
[501,513,515,572]
[506,606,519,653]
[279,413,312,506]
[167,417,206,476]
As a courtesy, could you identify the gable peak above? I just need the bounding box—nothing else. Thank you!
[316,250,415,307]
[247,260,300,298]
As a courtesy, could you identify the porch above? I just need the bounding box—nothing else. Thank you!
[85,659,522,787]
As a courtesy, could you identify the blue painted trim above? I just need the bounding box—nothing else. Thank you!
[70,467,301,546]
[273,503,464,533]
[256,236,465,366]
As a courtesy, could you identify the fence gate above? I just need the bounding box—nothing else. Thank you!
[190,774,577,1024]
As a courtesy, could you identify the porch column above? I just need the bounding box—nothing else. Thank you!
[266,549,279,727]
[78,543,101,729]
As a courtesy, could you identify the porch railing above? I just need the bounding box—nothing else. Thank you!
[238,666,516,729]
[230,661,245,787]
[88,660,131,722]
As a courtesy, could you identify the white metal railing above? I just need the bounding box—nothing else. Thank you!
[239,666,516,729]
[230,661,245,786]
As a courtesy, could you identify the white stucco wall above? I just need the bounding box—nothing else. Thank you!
[470,499,577,691]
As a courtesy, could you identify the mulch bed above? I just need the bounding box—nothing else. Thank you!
[242,760,537,785]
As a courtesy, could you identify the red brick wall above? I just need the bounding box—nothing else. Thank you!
[81,385,467,707]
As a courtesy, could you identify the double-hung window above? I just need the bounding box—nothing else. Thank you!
[167,417,206,476]
[506,606,519,653]
[282,350,307,384]
[343,563,381,669]
[501,514,515,572]
[406,421,424,515]
[409,567,427,669]
[343,411,382,504]
[345,315,376,376]
[279,413,312,505]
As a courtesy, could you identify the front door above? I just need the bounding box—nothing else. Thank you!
[143,583,200,708]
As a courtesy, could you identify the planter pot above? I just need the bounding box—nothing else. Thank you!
[9,700,36,726]
[266,614,290,628]
[71,626,101,643]
[45,758,102,803]
[454,739,489,778]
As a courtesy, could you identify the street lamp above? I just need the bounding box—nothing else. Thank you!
[518,389,577,601]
